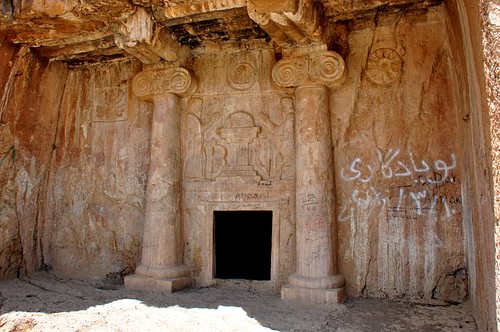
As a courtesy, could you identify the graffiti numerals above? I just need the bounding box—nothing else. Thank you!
[302,193,320,212]
[339,149,461,222]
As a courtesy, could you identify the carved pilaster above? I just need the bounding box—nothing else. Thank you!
[125,67,197,292]
[273,50,347,304]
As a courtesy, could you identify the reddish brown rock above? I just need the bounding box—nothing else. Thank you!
[0,0,498,330]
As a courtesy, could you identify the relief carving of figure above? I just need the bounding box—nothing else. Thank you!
[252,137,271,180]
[204,138,227,180]
[182,98,220,180]
[183,113,203,178]
[257,97,295,180]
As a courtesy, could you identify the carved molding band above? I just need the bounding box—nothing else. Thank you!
[272,51,346,88]
[154,0,246,20]
[132,67,198,99]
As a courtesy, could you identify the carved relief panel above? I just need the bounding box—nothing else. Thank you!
[181,48,297,287]
[227,52,258,91]
[91,63,131,122]
[181,94,295,183]
[181,50,295,186]
[254,97,295,181]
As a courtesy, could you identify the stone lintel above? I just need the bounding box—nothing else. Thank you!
[247,0,326,47]
[272,50,346,88]
[247,0,298,14]
[153,0,246,20]
[131,0,161,6]
[132,67,198,100]
[113,7,190,64]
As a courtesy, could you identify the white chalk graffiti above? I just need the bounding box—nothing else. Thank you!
[338,186,461,222]
[338,148,461,223]
[340,149,456,185]
[339,148,461,301]
[340,158,374,183]
[351,187,388,209]
[409,190,427,215]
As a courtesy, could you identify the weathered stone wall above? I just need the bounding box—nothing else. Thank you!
[443,0,499,330]
[0,46,147,280]
[480,1,500,331]
[44,60,148,279]
[0,39,67,279]
[0,38,24,279]
[334,6,466,303]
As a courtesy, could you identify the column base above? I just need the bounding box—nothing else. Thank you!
[124,274,191,293]
[281,284,346,304]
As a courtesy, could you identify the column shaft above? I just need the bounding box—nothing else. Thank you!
[125,66,196,292]
[137,93,187,277]
[271,49,347,303]
[283,85,345,297]
[294,85,335,278]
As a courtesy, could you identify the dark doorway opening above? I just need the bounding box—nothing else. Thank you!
[214,210,272,280]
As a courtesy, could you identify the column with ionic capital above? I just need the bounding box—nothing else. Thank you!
[125,67,197,292]
[272,50,347,303]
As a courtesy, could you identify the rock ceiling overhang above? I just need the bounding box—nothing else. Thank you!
[0,0,442,64]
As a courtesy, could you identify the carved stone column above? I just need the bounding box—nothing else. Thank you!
[125,67,197,292]
[272,50,347,303]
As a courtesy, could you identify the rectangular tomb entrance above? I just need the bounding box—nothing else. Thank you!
[214,210,273,281]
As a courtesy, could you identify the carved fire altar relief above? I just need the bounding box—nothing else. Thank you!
[179,49,296,185]
[217,111,261,178]
[181,94,296,184]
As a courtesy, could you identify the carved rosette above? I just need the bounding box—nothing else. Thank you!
[132,67,198,99]
[365,48,402,86]
[228,62,256,90]
[272,51,346,88]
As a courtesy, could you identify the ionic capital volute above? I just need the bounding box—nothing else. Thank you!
[272,50,346,89]
[132,67,198,100]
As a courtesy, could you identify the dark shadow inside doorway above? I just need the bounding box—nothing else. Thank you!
[214,210,272,281]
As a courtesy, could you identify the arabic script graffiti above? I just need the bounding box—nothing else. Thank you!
[340,149,456,186]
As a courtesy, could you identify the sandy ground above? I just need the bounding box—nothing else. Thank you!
[0,272,476,332]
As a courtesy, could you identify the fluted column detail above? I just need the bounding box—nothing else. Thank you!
[273,50,347,303]
[125,67,197,292]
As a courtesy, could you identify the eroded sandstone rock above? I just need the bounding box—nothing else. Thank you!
[0,1,498,329]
